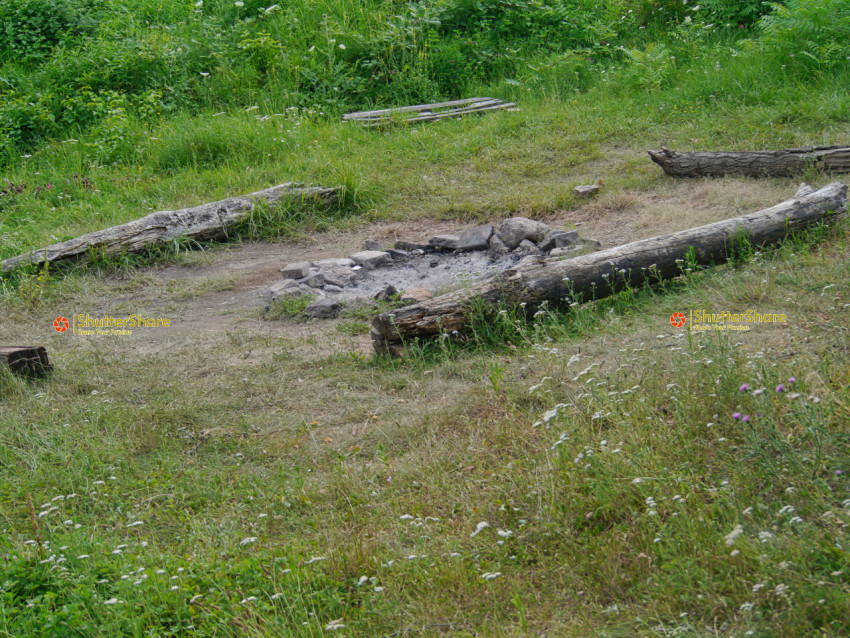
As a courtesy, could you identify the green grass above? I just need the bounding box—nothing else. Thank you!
[2,1,850,635]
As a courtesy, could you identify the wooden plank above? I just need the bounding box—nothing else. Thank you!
[353,99,507,123]
[347,98,504,121]
[358,101,516,128]
[343,98,490,120]
[0,346,53,378]
[371,181,848,355]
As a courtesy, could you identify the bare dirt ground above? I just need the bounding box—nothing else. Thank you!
[0,166,830,462]
[0,170,798,362]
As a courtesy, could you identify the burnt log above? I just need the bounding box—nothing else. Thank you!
[0,183,339,273]
[0,346,52,377]
[648,145,850,178]
[372,181,847,355]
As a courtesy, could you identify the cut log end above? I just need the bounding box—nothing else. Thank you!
[0,346,53,378]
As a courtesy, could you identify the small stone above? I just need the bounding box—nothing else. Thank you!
[429,260,439,268]
[513,239,538,255]
[362,239,383,251]
[314,257,354,268]
[489,235,509,254]
[298,284,325,297]
[539,230,578,251]
[268,279,299,301]
[322,265,357,288]
[280,261,311,279]
[374,285,398,301]
[499,217,550,249]
[350,250,392,270]
[303,271,325,288]
[428,235,460,250]
[457,224,494,251]
[304,299,344,319]
[387,249,409,260]
[400,288,433,304]
[324,285,343,294]
[574,184,600,197]
[411,249,425,256]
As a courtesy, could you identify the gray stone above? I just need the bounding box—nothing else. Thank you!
[268,279,298,301]
[513,239,538,255]
[387,249,409,260]
[298,284,325,297]
[499,217,550,249]
[324,285,343,294]
[457,223,494,251]
[489,234,509,254]
[280,261,311,279]
[373,285,398,301]
[303,271,325,288]
[321,265,358,288]
[539,230,579,251]
[304,298,344,319]
[350,250,392,270]
[428,235,461,251]
[314,257,354,268]
[574,184,601,197]
[362,239,383,251]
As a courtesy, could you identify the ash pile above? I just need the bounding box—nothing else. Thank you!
[267,217,600,319]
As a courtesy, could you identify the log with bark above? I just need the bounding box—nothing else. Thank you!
[0,346,52,377]
[648,145,850,178]
[0,183,339,273]
[371,181,847,355]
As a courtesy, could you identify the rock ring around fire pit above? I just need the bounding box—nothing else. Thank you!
[266,218,601,319]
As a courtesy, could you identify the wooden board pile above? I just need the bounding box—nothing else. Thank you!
[343,98,517,127]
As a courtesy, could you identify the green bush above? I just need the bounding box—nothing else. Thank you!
[758,0,850,71]
[0,0,89,62]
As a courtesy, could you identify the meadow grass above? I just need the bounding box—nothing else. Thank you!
[1,1,850,635]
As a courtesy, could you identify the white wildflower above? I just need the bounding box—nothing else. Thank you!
[724,524,744,546]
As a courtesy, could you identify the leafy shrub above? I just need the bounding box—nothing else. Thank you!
[0,0,88,61]
[758,0,850,70]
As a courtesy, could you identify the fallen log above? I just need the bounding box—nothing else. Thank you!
[0,346,52,378]
[0,183,339,273]
[371,181,847,355]
[648,145,850,178]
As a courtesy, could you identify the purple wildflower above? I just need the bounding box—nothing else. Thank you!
[740,384,750,392]
[742,415,750,423]
[732,412,741,420]
[788,377,796,384]
[776,385,785,393]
